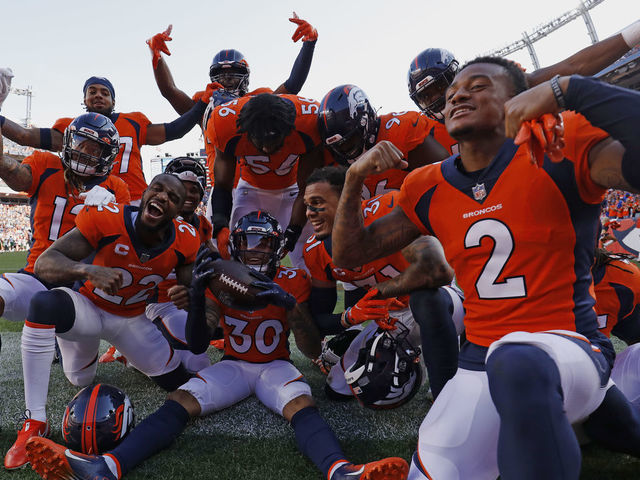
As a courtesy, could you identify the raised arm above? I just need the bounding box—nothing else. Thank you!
[375,236,454,298]
[0,127,33,192]
[273,13,318,95]
[504,75,640,193]
[332,141,421,269]
[526,20,640,87]
[0,115,62,151]
[145,98,208,145]
[34,227,123,292]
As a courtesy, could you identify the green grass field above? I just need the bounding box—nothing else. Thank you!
[1,251,639,479]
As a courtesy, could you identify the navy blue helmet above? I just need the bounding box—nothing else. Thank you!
[61,113,120,177]
[62,384,134,454]
[317,84,378,164]
[230,211,282,279]
[408,48,459,121]
[209,49,250,96]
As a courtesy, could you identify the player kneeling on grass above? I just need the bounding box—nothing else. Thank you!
[25,211,409,480]
[5,174,199,471]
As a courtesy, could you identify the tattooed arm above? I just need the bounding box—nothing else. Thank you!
[375,236,454,298]
[0,126,32,192]
[287,301,322,359]
[332,141,422,269]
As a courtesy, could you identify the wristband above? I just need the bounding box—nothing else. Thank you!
[621,20,640,48]
[550,75,566,110]
[0,115,5,127]
[340,308,353,328]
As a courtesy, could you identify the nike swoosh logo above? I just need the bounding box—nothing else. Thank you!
[66,451,92,463]
[387,197,394,208]
[344,466,365,476]
[412,119,419,127]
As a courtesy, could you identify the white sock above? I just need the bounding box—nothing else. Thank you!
[21,324,56,422]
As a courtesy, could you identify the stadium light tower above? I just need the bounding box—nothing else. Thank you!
[10,86,33,128]
[482,0,605,68]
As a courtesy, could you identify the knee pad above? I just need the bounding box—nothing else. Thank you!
[151,365,193,392]
[28,289,76,333]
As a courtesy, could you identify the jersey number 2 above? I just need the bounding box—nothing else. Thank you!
[465,219,527,299]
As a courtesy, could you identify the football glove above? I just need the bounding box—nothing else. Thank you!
[0,67,14,110]
[146,24,173,69]
[191,82,224,104]
[280,224,303,257]
[341,288,392,328]
[215,227,231,260]
[252,279,297,310]
[79,185,116,207]
[192,245,220,293]
[514,113,565,168]
[289,12,318,42]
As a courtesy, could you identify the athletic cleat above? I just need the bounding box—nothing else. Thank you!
[4,416,50,470]
[99,346,129,367]
[25,437,118,480]
[332,457,409,480]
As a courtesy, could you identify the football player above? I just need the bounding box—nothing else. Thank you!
[24,211,410,480]
[330,58,640,478]
[318,84,450,200]
[4,174,200,470]
[207,92,324,269]
[592,248,640,407]
[0,113,129,333]
[144,156,213,373]
[146,13,318,115]
[407,20,640,124]
[100,156,214,370]
[0,76,211,203]
[302,166,462,405]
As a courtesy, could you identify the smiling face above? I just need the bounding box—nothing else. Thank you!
[138,174,185,231]
[443,63,513,141]
[84,84,115,116]
[180,180,203,217]
[304,181,341,240]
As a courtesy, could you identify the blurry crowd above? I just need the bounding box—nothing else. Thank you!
[0,203,30,251]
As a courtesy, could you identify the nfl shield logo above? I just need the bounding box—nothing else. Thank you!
[472,183,487,201]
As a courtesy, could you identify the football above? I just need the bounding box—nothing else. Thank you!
[208,259,270,311]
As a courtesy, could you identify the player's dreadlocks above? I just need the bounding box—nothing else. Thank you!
[236,94,296,142]
[594,247,637,273]
[306,165,347,195]
[462,56,529,96]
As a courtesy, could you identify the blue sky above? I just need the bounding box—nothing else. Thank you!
[2,0,639,177]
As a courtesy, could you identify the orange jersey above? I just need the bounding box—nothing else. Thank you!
[213,265,311,362]
[362,111,431,200]
[593,258,640,338]
[205,94,321,190]
[156,213,212,303]
[362,112,459,200]
[21,151,130,275]
[398,112,609,347]
[75,204,200,317]
[304,191,409,290]
[53,112,151,201]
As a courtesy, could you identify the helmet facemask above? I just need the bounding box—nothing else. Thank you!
[409,59,459,121]
[231,229,280,279]
[209,63,250,96]
[62,131,117,177]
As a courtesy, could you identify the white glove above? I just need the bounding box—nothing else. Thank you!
[79,185,116,206]
[0,68,14,110]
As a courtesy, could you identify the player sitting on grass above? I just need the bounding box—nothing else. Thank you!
[25,211,409,480]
